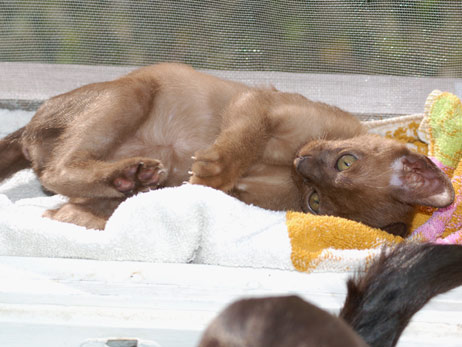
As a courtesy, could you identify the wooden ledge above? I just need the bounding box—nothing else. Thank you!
[1,62,461,117]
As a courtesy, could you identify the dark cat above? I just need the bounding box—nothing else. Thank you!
[0,63,454,230]
[199,243,462,347]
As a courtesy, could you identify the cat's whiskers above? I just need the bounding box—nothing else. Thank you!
[318,132,328,141]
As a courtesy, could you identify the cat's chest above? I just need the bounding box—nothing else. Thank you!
[260,102,364,165]
[261,117,321,165]
[261,137,301,165]
[109,105,221,168]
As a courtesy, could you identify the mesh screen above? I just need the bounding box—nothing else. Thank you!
[1,0,462,77]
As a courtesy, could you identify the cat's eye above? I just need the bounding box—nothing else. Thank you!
[336,154,357,171]
[308,191,320,213]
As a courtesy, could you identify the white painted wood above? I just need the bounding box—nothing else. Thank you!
[0,256,461,347]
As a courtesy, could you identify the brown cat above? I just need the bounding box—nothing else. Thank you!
[293,135,454,236]
[0,63,454,232]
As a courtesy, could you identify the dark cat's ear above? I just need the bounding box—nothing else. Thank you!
[380,222,408,237]
[390,153,454,207]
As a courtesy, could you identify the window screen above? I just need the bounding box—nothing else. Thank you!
[1,0,461,77]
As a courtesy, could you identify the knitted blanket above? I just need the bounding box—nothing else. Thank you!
[411,90,462,243]
[0,90,460,272]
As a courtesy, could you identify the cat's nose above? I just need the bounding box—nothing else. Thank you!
[294,155,311,176]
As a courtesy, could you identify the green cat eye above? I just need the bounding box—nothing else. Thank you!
[336,154,357,171]
[308,191,320,213]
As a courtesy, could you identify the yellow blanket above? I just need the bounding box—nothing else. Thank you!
[287,90,462,272]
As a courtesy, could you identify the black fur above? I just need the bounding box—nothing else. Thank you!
[341,243,462,347]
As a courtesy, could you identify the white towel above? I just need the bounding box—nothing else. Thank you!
[0,169,294,270]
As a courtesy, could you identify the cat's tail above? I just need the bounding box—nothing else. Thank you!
[340,243,462,347]
[0,127,30,181]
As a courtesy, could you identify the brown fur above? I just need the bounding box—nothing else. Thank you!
[199,295,367,347]
[0,63,454,230]
[0,127,30,178]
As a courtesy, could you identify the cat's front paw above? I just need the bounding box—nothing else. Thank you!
[189,148,239,191]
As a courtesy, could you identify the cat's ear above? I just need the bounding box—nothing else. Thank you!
[390,153,454,207]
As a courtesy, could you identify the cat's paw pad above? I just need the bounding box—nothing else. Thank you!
[113,160,167,195]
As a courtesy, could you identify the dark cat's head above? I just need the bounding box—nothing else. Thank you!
[293,134,454,236]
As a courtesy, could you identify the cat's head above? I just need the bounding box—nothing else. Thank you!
[293,134,454,237]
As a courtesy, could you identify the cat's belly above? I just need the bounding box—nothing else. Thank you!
[110,107,221,186]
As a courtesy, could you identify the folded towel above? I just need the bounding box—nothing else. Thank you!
[0,175,295,268]
[0,172,396,272]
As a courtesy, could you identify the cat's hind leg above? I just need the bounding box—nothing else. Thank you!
[34,77,168,199]
[43,158,167,229]
[44,198,123,230]
[31,77,170,227]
